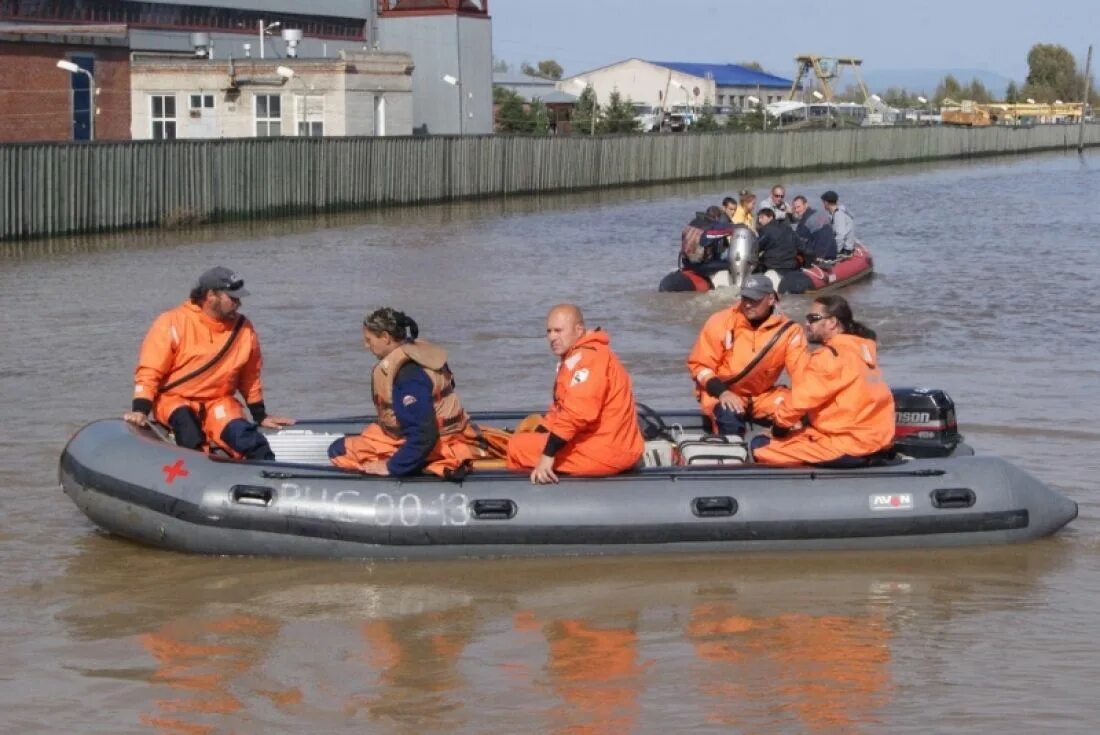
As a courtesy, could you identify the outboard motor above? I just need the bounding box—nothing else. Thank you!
[727,225,757,292]
[891,387,963,458]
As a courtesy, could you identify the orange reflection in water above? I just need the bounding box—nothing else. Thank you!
[688,602,892,732]
[537,615,647,735]
[138,614,292,735]
[351,607,474,724]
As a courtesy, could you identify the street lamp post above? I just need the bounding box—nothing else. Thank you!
[258,20,281,59]
[442,74,465,135]
[916,95,928,125]
[56,59,95,141]
[571,78,597,135]
[276,66,315,136]
[811,89,830,127]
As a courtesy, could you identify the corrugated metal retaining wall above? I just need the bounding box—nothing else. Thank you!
[2,125,1097,240]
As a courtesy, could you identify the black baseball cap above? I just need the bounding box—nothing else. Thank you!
[197,266,249,297]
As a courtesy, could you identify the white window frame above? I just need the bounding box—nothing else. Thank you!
[254,93,282,137]
[150,94,177,140]
[294,94,325,137]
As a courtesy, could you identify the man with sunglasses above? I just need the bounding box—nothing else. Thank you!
[765,185,791,221]
[123,266,293,459]
[686,274,807,436]
[753,295,895,466]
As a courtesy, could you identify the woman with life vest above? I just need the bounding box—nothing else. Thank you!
[753,295,896,466]
[328,308,506,478]
[122,267,293,459]
[506,304,645,484]
[686,274,807,436]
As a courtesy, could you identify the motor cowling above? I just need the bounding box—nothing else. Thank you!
[727,225,757,291]
[891,387,962,458]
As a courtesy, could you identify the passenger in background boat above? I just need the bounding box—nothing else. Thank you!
[329,308,507,478]
[686,275,806,436]
[123,266,293,460]
[753,296,895,467]
[680,205,734,273]
[755,208,803,274]
[506,304,644,484]
[723,189,758,232]
[763,184,792,221]
[790,195,837,262]
[821,190,856,255]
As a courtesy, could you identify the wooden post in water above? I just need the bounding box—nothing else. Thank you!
[1079,44,1093,154]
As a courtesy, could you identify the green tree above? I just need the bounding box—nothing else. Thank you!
[1023,43,1078,101]
[693,99,720,132]
[521,59,564,80]
[1005,80,1020,102]
[492,57,509,73]
[600,90,641,134]
[934,74,963,104]
[529,100,551,135]
[572,85,598,135]
[736,61,764,71]
[495,88,532,133]
[964,79,992,103]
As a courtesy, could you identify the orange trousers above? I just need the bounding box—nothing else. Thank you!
[331,423,504,477]
[753,426,848,465]
[506,430,639,477]
[153,394,246,456]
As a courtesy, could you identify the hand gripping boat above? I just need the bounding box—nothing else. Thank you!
[59,389,1076,560]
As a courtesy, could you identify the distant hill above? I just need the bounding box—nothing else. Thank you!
[858,68,1015,97]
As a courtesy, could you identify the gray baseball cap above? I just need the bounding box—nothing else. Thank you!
[197,266,249,297]
[740,274,777,300]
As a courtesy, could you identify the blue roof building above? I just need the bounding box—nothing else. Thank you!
[560,58,795,112]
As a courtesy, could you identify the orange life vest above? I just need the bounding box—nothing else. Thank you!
[371,340,469,439]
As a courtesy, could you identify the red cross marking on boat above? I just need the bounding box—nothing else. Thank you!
[162,458,189,485]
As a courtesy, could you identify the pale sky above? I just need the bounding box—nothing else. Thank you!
[491,0,1095,83]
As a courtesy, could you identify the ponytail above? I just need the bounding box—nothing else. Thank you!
[363,307,419,342]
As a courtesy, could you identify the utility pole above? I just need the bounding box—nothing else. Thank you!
[1079,44,1093,154]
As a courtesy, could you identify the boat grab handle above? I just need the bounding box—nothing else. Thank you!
[693,496,738,517]
[470,498,517,520]
[930,487,976,509]
[231,485,275,507]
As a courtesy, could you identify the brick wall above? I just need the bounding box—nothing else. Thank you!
[0,42,131,142]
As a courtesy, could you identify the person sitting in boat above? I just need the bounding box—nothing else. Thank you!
[820,190,856,255]
[722,189,757,233]
[680,206,734,275]
[686,275,807,437]
[763,184,792,222]
[328,308,508,478]
[122,266,294,459]
[791,195,837,262]
[753,296,895,467]
[506,304,644,484]
[755,207,803,273]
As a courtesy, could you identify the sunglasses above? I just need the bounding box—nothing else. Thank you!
[805,313,828,323]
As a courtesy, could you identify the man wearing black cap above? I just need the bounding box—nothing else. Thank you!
[123,266,293,459]
[687,274,806,436]
[820,190,856,255]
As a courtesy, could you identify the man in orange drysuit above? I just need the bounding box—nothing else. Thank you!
[753,295,895,466]
[123,267,293,459]
[506,303,644,484]
[686,274,807,436]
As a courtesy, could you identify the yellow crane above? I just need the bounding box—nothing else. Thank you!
[787,55,870,102]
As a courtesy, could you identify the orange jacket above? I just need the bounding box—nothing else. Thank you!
[544,330,644,467]
[687,305,806,404]
[773,334,895,456]
[133,301,263,407]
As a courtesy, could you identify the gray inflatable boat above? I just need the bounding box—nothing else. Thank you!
[59,389,1077,560]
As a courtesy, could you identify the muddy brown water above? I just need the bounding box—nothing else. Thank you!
[2,151,1098,733]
